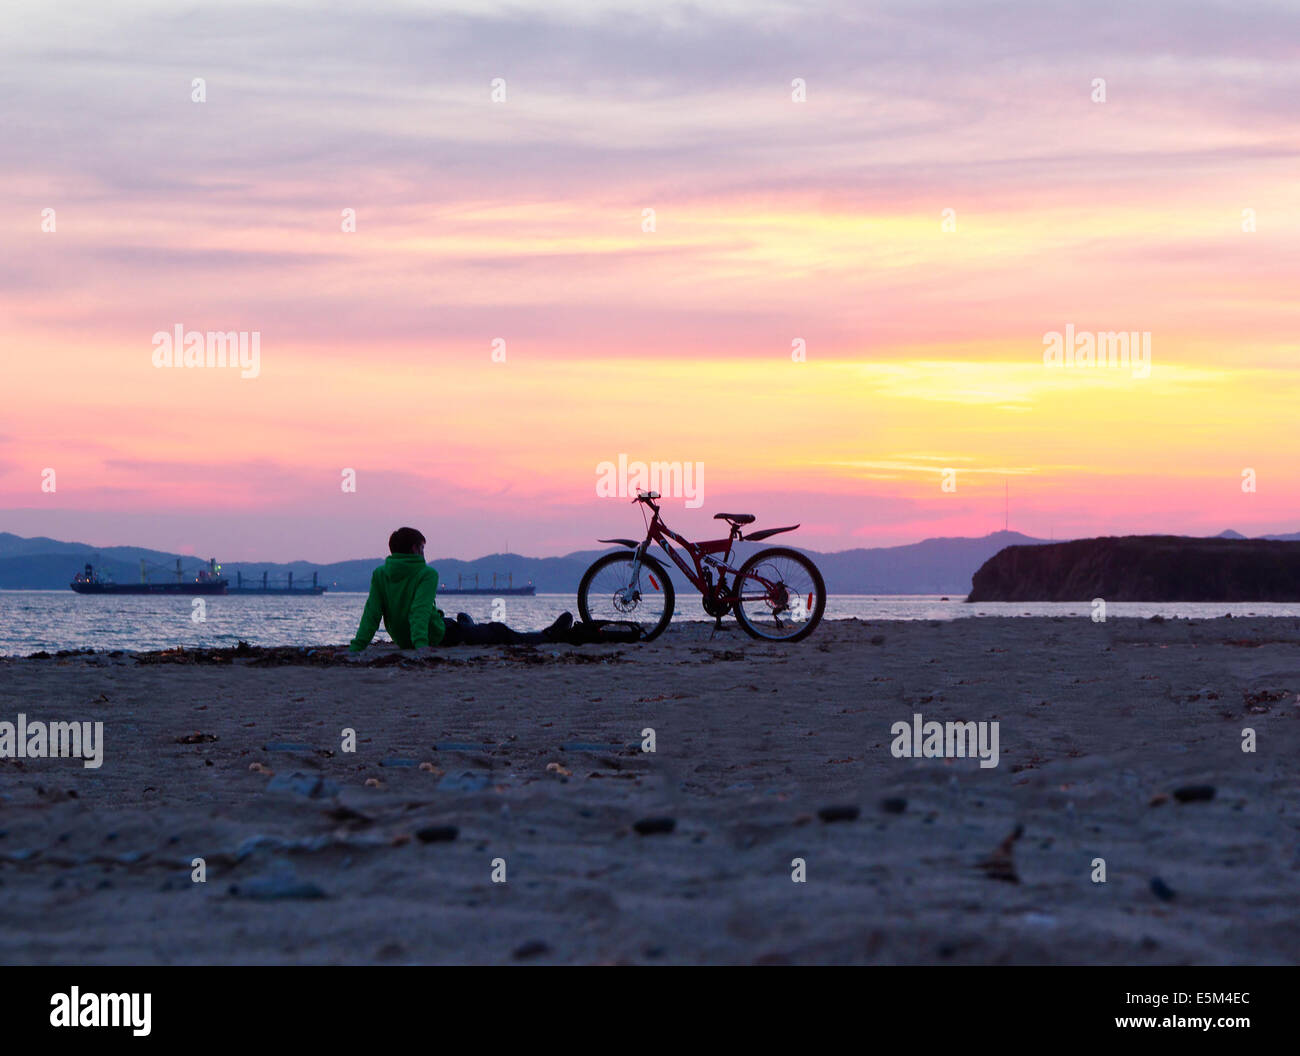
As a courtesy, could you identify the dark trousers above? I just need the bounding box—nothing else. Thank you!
[439,615,549,646]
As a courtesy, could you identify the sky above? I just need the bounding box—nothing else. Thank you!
[1,0,1297,561]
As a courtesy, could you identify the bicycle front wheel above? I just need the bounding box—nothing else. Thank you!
[732,547,826,642]
[577,551,675,641]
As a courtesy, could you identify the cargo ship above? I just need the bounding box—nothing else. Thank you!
[71,559,228,595]
[226,571,327,595]
[439,572,535,596]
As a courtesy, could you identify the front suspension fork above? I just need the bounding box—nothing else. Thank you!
[622,544,648,596]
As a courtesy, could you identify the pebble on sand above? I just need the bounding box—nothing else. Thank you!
[229,865,327,902]
[879,796,908,814]
[1172,784,1216,803]
[632,816,676,836]
[1150,877,1176,902]
[174,732,218,744]
[817,805,860,823]
[415,825,459,844]
[977,824,1024,883]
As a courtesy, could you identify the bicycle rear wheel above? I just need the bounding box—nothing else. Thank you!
[732,547,826,642]
[577,551,675,641]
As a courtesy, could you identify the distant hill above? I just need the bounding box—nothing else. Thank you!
[0,532,222,590]
[12,528,1297,597]
[800,530,1042,594]
[0,529,1052,595]
[968,535,1300,601]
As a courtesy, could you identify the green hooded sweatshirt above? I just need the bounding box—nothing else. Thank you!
[349,553,446,651]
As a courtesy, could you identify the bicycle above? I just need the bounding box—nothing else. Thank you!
[577,491,827,642]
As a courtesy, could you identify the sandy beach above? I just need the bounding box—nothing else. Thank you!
[0,616,1296,965]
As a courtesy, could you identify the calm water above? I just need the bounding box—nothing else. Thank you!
[3,591,1300,656]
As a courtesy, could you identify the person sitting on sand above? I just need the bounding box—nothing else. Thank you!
[348,526,573,656]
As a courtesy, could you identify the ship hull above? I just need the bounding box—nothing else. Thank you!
[70,582,228,595]
[225,587,328,595]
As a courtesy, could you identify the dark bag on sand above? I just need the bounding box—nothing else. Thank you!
[561,620,643,644]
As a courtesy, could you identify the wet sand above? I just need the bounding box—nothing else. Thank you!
[0,616,1296,965]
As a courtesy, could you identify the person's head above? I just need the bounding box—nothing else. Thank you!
[388,526,426,556]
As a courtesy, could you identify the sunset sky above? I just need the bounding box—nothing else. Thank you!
[2,0,1297,561]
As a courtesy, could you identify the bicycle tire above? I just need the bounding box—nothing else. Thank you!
[577,551,675,641]
[732,546,826,642]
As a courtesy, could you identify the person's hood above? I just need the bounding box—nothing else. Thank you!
[383,553,428,580]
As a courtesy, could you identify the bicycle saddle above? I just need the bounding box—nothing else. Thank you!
[714,512,755,524]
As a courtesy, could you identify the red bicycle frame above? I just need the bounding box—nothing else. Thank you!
[648,513,739,595]
[610,494,758,606]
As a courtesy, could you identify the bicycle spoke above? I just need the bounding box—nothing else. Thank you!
[582,555,669,629]
[734,552,823,641]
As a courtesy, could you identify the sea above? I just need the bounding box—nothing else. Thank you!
[2,591,1300,656]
